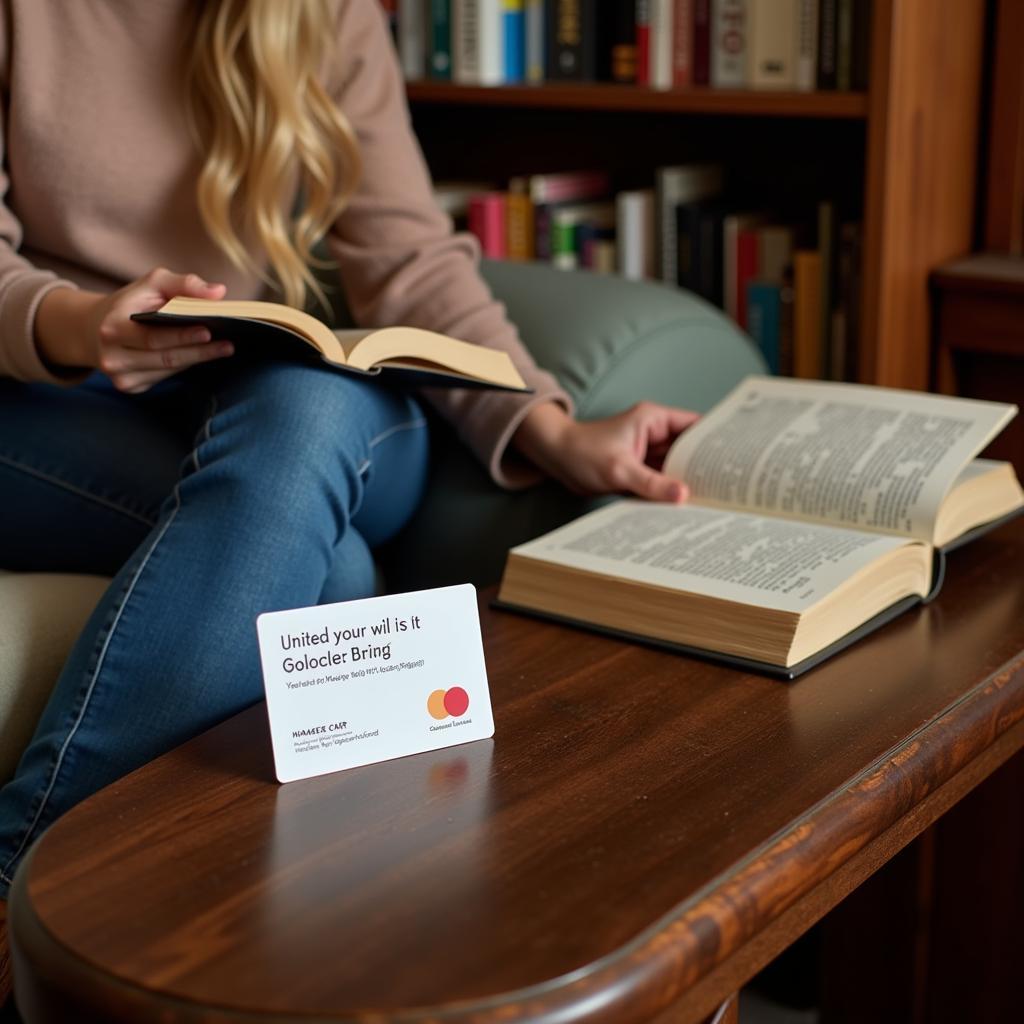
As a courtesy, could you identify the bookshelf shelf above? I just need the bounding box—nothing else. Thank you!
[406,82,868,120]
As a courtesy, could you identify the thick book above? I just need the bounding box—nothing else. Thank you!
[497,377,1023,677]
[453,0,503,85]
[429,0,454,79]
[132,298,529,392]
[711,0,747,88]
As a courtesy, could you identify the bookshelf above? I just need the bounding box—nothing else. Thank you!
[405,0,987,392]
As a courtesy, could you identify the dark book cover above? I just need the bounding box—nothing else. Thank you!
[693,0,711,85]
[610,0,638,83]
[852,0,872,90]
[546,0,598,81]
[429,0,453,80]
[817,0,837,89]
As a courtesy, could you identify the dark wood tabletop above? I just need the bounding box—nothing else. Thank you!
[10,518,1024,1024]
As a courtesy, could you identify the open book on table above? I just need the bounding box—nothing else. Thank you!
[132,297,530,392]
[497,376,1023,678]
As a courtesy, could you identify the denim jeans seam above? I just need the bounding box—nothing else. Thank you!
[0,484,186,880]
[356,418,426,479]
[192,396,217,473]
[0,451,156,527]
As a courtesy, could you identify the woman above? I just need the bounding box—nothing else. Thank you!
[0,0,695,1001]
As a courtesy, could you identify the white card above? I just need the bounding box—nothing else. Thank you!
[256,584,494,783]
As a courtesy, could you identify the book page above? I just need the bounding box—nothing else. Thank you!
[511,501,916,614]
[664,377,1017,541]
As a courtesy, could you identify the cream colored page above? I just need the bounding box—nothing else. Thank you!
[511,501,912,614]
[664,377,1016,541]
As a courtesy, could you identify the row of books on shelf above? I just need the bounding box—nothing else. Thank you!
[437,167,860,381]
[383,1,870,92]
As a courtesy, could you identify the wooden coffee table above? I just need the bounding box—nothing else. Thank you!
[9,520,1024,1023]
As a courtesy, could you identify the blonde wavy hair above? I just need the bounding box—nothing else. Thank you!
[184,0,361,311]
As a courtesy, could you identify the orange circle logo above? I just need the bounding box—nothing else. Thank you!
[427,687,470,720]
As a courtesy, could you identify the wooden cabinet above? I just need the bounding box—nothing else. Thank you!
[405,0,986,390]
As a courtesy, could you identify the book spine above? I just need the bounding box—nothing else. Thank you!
[528,170,610,204]
[547,0,597,80]
[793,250,822,378]
[736,227,759,329]
[675,203,699,290]
[469,194,507,258]
[693,0,711,85]
[505,192,535,260]
[747,282,782,373]
[817,200,836,378]
[454,0,503,84]
[711,0,747,88]
[552,218,579,269]
[748,0,797,90]
[398,0,427,79]
[650,0,674,90]
[534,203,554,260]
[852,0,871,90]
[525,0,546,82]
[697,204,724,304]
[836,0,853,90]
[636,0,652,86]
[795,0,818,91]
[592,239,618,273]
[503,1,526,83]
[672,0,693,88]
[611,1,638,84]
[429,0,454,79]
[616,190,655,280]
[817,0,837,89]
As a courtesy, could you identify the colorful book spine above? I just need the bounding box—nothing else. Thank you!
[693,0,711,85]
[468,193,507,258]
[453,0,503,85]
[429,0,453,79]
[656,163,722,285]
[525,0,545,83]
[736,227,759,328]
[672,0,693,88]
[636,0,652,86]
[650,0,674,90]
[502,1,526,83]
[505,191,535,260]
[817,200,836,377]
[748,0,797,89]
[747,282,782,373]
[795,0,818,91]
[711,0,747,88]
[527,170,610,204]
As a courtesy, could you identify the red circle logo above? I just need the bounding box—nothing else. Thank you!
[427,687,469,720]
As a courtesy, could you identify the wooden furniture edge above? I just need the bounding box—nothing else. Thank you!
[405,82,868,119]
[11,652,1024,1024]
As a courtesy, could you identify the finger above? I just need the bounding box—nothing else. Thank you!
[105,340,234,379]
[118,324,213,352]
[146,267,227,301]
[612,459,689,503]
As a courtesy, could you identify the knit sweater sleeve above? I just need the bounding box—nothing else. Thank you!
[324,0,573,489]
[0,24,80,384]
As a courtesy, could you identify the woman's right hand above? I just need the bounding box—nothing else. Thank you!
[36,267,235,393]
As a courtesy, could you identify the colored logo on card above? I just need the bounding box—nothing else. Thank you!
[427,687,469,720]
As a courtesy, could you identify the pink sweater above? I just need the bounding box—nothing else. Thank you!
[0,0,571,487]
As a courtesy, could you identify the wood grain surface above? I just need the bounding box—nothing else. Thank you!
[10,519,1024,1024]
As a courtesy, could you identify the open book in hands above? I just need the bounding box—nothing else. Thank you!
[132,297,530,392]
[497,377,1023,677]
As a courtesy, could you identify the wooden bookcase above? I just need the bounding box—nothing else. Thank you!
[405,0,986,391]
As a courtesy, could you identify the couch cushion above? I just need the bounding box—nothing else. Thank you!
[0,572,107,782]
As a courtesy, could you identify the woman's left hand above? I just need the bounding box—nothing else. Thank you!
[513,401,700,502]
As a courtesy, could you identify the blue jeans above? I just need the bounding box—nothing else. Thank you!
[0,360,429,897]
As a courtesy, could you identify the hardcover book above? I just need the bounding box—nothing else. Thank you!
[497,377,1023,677]
[132,298,529,392]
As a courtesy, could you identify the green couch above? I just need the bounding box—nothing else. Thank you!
[0,262,764,782]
